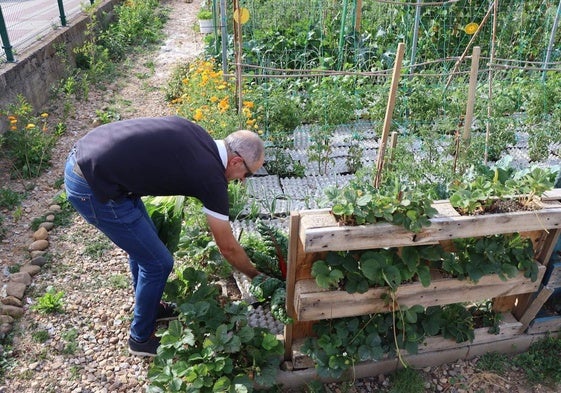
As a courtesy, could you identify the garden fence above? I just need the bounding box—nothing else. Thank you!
[0,0,92,64]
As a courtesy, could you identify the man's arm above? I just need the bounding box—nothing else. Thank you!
[206,214,260,279]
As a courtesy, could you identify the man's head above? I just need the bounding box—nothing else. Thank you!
[224,130,265,181]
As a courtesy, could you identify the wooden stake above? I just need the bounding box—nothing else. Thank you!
[462,46,480,144]
[374,42,405,188]
[233,0,243,115]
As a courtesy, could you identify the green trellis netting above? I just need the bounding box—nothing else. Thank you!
[204,0,561,173]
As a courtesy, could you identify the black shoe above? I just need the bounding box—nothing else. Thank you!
[156,301,179,322]
[128,336,160,357]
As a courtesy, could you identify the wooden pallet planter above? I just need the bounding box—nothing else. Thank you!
[284,189,561,369]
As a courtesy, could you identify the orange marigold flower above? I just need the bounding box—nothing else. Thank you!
[193,108,204,121]
[210,96,219,103]
[10,126,17,131]
[8,115,16,121]
[243,101,254,109]
[10,119,17,124]
[182,78,189,85]
[218,98,229,112]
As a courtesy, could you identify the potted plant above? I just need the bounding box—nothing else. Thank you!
[197,8,214,34]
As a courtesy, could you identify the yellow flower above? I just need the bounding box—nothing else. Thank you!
[464,22,478,35]
[10,119,17,124]
[193,108,204,121]
[210,96,219,103]
[243,101,254,109]
[182,78,189,85]
[40,113,48,118]
[26,123,36,129]
[10,126,17,131]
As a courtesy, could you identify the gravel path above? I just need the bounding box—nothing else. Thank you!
[0,0,557,391]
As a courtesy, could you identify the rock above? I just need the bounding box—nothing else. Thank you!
[0,323,13,336]
[0,315,14,324]
[38,222,54,231]
[29,239,49,251]
[1,296,23,307]
[9,272,32,285]
[33,227,49,241]
[30,256,48,267]
[20,264,41,276]
[1,304,24,318]
[48,204,62,213]
[45,214,55,222]
[6,281,27,299]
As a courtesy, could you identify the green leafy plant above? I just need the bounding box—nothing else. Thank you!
[32,286,65,314]
[148,267,284,392]
[449,159,559,215]
[389,367,426,393]
[324,175,437,232]
[242,221,292,324]
[2,96,57,178]
[144,195,185,254]
[514,335,561,387]
[0,188,24,209]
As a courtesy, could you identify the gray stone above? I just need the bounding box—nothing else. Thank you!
[38,222,54,231]
[48,204,62,212]
[30,255,48,266]
[45,214,55,222]
[6,281,26,299]
[30,250,46,259]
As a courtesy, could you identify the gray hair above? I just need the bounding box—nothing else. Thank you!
[224,130,264,165]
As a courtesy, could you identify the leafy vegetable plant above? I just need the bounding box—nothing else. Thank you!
[148,267,284,392]
[324,175,437,232]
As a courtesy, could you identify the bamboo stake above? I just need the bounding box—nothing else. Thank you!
[463,46,481,144]
[485,0,498,164]
[374,42,405,188]
[355,0,362,32]
[233,0,243,114]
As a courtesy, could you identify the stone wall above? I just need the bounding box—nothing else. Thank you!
[0,0,121,133]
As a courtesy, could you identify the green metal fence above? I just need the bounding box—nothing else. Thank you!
[0,0,94,64]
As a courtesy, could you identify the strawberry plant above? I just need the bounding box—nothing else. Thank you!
[148,267,284,392]
[449,159,559,215]
[324,174,437,232]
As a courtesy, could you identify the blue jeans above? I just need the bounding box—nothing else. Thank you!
[64,150,174,342]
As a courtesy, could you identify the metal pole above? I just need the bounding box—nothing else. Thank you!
[0,4,15,62]
[337,0,349,70]
[542,0,561,82]
[220,0,228,78]
[57,0,67,26]
[410,0,422,73]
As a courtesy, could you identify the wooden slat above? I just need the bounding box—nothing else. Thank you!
[293,265,545,321]
[418,312,522,353]
[301,204,561,252]
[518,285,554,330]
[527,315,561,334]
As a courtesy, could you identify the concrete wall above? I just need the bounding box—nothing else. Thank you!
[0,0,121,133]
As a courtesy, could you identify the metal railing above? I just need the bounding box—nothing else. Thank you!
[0,0,94,64]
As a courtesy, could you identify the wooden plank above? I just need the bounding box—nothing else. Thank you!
[542,188,561,200]
[527,315,561,334]
[294,265,545,321]
[418,313,521,353]
[288,318,540,375]
[518,285,554,330]
[301,205,561,252]
[284,212,301,360]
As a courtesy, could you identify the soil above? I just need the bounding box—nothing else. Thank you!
[0,0,559,392]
